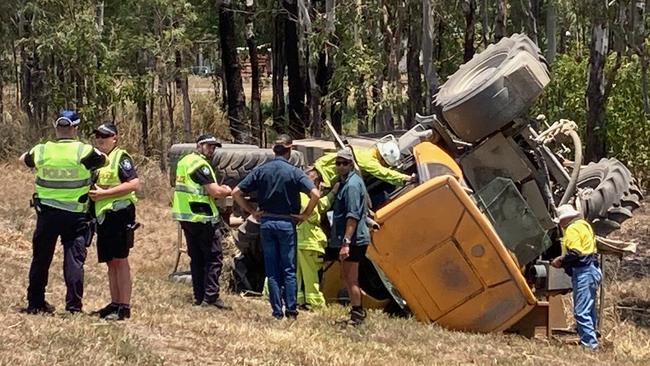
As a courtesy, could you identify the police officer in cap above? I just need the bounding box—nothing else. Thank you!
[89,122,139,321]
[172,134,233,309]
[19,109,107,314]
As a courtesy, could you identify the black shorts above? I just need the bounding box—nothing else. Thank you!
[97,205,136,263]
[325,245,368,263]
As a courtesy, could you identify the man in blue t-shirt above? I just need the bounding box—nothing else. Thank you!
[329,148,370,326]
[232,134,320,319]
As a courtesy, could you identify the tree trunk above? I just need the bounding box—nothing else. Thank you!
[272,5,286,132]
[422,0,439,114]
[0,56,4,124]
[545,0,556,63]
[138,98,150,156]
[632,0,649,116]
[585,20,608,162]
[463,0,477,62]
[11,39,20,108]
[166,81,175,144]
[284,0,306,138]
[219,0,249,143]
[520,0,538,44]
[298,0,322,137]
[495,0,507,42]
[407,1,423,128]
[480,0,489,48]
[356,78,368,133]
[246,0,262,145]
[159,75,168,172]
[176,51,192,142]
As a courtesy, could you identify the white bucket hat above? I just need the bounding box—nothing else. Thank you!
[555,204,581,222]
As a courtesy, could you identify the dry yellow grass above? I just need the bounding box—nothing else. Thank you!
[0,161,649,365]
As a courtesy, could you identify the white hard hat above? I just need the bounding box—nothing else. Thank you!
[377,140,401,167]
[555,204,580,222]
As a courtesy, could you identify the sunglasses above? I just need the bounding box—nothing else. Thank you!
[94,132,114,139]
[335,160,350,166]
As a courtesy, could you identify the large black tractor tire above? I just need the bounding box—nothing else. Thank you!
[213,149,305,187]
[436,33,550,143]
[577,158,644,236]
[167,143,305,187]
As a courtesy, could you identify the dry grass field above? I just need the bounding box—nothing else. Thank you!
[0,161,649,365]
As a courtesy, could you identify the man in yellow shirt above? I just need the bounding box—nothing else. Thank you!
[551,204,601,349]
[313,140,415,189]
[296,169,338,309]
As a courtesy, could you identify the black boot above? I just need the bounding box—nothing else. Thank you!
[92,302,119,318]
[21,301,55,315]
[104,304,130,321]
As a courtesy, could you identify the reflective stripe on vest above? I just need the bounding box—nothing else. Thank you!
[94,148,137,223]
[174,183,205,195]
[171,152,218,223]
[33,140,93,213]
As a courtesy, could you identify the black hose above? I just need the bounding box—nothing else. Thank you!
[559,130,583,205]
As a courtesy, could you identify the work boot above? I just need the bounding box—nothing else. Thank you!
[21,301,55,315]
[336,306,366,327]
[92,302,119,318]
[349,306,367,326]
[104,304,131,321]
[204,298,232,310]
[285,310,299,319]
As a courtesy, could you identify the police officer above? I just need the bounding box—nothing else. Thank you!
[232,134,320,319]
[89,122,139,321]
[172,134,232,309]
[19,110,107,314]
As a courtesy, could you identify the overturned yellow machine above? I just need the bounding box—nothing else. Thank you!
[168,34,643,335]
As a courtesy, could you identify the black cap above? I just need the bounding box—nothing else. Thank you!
[93,122,118,136]
[196,133,222,147]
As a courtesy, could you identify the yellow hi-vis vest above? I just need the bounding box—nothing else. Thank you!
[314,147,409,188]
[94,148,138,224]
[32,140,94,213]
[171,152,219,223]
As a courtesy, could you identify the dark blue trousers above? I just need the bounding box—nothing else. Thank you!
[27,206,89,312]
[260,218,297,317]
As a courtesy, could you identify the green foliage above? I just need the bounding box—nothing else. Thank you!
[534,52,650,185]
[605,55,650,183]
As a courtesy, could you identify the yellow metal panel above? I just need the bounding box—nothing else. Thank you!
[412,142,463,179]
[371,175,536,332]
[410,239,484,315]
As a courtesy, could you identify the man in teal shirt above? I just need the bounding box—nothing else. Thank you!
[329,148,370,326]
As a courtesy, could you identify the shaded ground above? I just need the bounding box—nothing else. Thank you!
[1,163,649,365]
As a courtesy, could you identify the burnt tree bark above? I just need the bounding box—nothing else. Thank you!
[480,0,489,48]
[545,0,557,63]
[585,16,608,162]
[520,0,538,44]
[463,0,477,62]
[422,0,439,114]
[495,0,507,42]
[272,4,287,133]
[407,1,423,128]
[176,51,191,142]
[284,0,306,138]
[246,0,262,145]
[298,0,322,137]
[219,0,250,143]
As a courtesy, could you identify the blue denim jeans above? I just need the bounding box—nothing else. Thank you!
[260,218,297,317]
[572,264,602,349]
